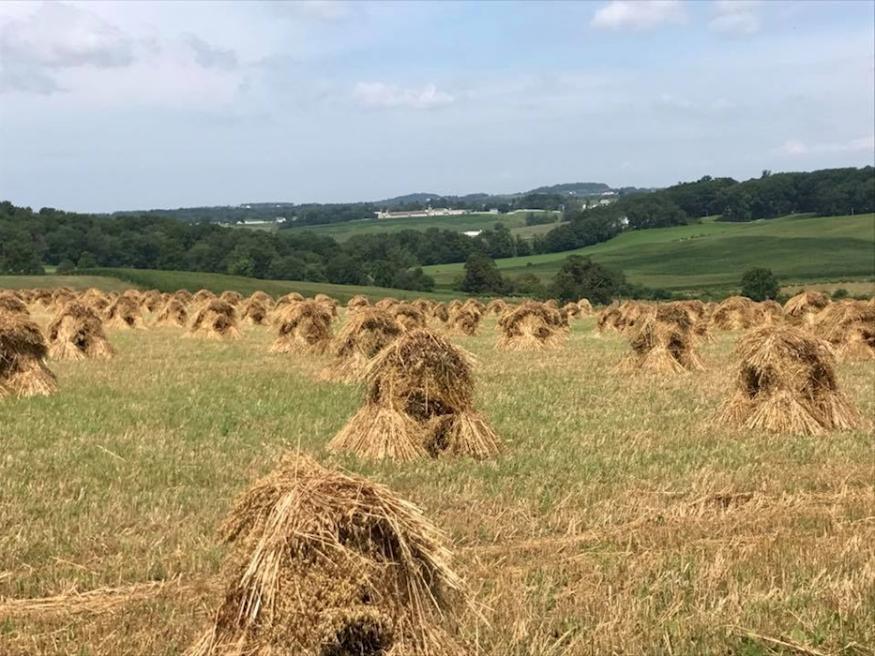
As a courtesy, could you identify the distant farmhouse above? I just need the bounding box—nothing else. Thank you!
[582,191,618,209]
[375,206,475,220]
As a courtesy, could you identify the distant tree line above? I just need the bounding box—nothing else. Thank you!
[0,203,544,290]
[111,191,575,228]
[538,166,874,253]
[456,253,669,303]
[3,166,870,292]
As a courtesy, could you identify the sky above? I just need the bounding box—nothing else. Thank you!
[0,0,873,213]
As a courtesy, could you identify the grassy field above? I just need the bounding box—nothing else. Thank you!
[283,211,562,242]
[1,307,872,655]
[423,213,875,294]
[0,269,456,303]
[0,275,135,293]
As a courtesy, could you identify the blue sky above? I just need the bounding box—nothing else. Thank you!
[0,0,873,212]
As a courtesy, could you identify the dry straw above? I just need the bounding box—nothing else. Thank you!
[813,299,875,360]
[347,294,370,311]
[329,329,502,461]
[392,303,427,332]
[271,300,333,354]
[314,293,339,317]
[33,288,54,308]
[577,298,594,315]
[486,299,508,316]
[188,300,241,340]
[0,292,29,317]
[497,301,566,351]
[320,308,403,382]
[239,298,270,326]
[156,299,189,327]
[621,308,704,374]
[717,325,862,435]
[188,452,466,656]
[431,303,450,324]
[47,302,114,360]
[375,297,399,310]
[192,289,217,306]
[412,298,433,315]
[709,296,760,331]
[271,292,305,320]
[0,310,58,398]
[759,299,785,325]
[104,296,144,329]
[561,302,581,320]
[140,290,164,313]
[597,300,645,335]
[448,308,481,336]
[783,290,830,325]
[219,290,243,306]
[247,291,274,309]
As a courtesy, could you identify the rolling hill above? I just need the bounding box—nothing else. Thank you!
[282,210,563,241]
[2,214,871,301]
[422,213,875,295]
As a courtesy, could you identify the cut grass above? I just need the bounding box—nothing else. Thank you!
[0,307,872,655]
[423,213,875,294]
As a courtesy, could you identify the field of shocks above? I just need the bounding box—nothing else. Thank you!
[423,213,875,294]
[1,307,873,655]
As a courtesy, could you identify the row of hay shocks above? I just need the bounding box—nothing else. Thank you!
[2,285,874,655]
[597,292,872,434]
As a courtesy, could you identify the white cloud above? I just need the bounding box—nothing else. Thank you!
[710,0,761,36]
[777,135,875,156]
[0,2,133,93]
[0,2,133,69]
[184,34,238,70]
[591,1,686,31]
[353,82,454,110]
[779,139,809,155]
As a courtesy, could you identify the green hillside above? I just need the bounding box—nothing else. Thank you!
[282,210,562,241]
[0,268,456,302]
[3,214,871,301]
[423,213,875,294]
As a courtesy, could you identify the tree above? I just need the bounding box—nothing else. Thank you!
[484,223,515,258]
[740,267,780,301]
[77,251,98,269]
[269,255,307,280]
[56,258,76,274]
[513,236,532,257]
[325,253,366,285]
[458,253,506,294]
[225,245,256,277]
[549,255,626,305]
[0,233,44,274]
[510,272,547,298]
[391,267,435,291]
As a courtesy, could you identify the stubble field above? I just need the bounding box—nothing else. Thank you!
[1,306,873,655]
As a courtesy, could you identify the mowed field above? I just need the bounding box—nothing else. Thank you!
[423,214,875,294]
[1,304,873,655]
[282,211,563,241]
